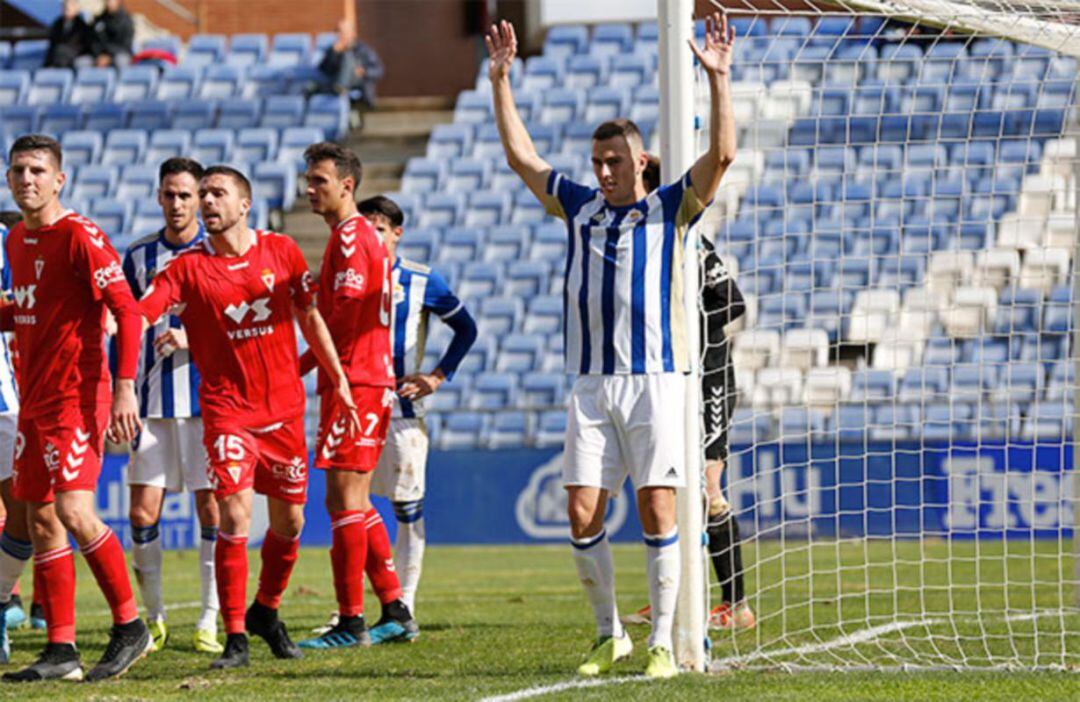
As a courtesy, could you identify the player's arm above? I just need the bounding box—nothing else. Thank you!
[0,302,12,332]
[688,11,737,206]
[294,304,360,435]
[399,274,478,401]
[486,21,551,203]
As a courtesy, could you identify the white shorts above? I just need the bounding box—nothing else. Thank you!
[563,374,687,493]
[371,418,429,502]
[128,417,211,493]
[0,412,16,482]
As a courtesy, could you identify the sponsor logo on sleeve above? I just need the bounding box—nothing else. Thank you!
[334,268,365,293]
[93,260,126,289]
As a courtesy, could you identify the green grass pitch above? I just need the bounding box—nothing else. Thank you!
[3,542,1080,700]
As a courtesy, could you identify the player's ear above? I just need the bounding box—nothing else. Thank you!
[55,169,67,195]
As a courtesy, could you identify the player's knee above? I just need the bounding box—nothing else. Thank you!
[273,513,304,540]
[54,500,97,539]
[566,501,604,539]
[194,497,219,528]
[28,508,64,546]
[128,503,160,529]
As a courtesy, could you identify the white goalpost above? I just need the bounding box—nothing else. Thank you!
[657,0,1080,673]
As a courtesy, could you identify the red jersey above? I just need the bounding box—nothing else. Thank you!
[315,213,394,391]
[5,211,140,418]
[139,230,315,426]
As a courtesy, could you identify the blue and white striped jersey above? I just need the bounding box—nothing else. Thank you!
[122,227,204,418]
[0,224,19,414]
[540,169,707,375]
[392,257,475,419]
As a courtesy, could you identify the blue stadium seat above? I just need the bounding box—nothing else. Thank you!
[72,165,118,201]
[217,99,261,129]
[0,104,38,135]
[27,68,72,105]
[478,297,523,337]
[849,369,896,403]
[127,100,172,131]
[155,66,200,100]
[774,16,813,36]
[565,54,606,90]
[510,190,546,225]
[535,410,568,448]
[459,261,503,299]
[870,403,918,441]
[629,84,660,124]
[520,372,565,408]
[996,362,1044,403]
[609,53,651,89]
[277,126,323,171]
[590,24,633,57]
[236,127,279,163]
[396,227,438,263]
[419,192,464,229]
[530,223,566,263]
[1043,285,1072,334]
[779,407,827,439]
[38,103,82,135]
[1046,362,1074,401]
[252,162,296,210]
[897,366,949,402]
[198,65,243,100]
[454,90,490,124]
[496,334,545,373]
[445,158,489,194]
[172,99,217,131]
[0,42,10,69]
[877,43,923,83]
[192,129,235,163]
[524,295,562,335]
[116,164,157,201]
[505,260,550,298]
[140,35,181,56]
[401,157,444,194]
[439,227,483,263]
[835,404,870,443]
[59,130,103,167]
[426,374,471,412]
[427,124,473,160]
[1023,402,1070,441]
[261,95,305,129]
[89,198,129,237]
[470,373,519,410]
[303,94,348,140]
[0,70,30,105]
[994,287,1041,334]
[186,34,228,67]
[269,33,311,68]
[584,86,626,123]
[145,129,191,164]
[10,40,47,71]
[487,412,532,449]
[459,189,507,227]
[538,88,582,125]
[227,33,269,68]
[949,363,996,403]
[544,26,588,60]
[439,412,487,450]
[102,130,148,166]
[70,67,114,105]
[114,66,159,102]
[484,225,529,263]
[520,56,562,93]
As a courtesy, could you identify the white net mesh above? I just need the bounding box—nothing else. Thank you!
[684,2,1080,671]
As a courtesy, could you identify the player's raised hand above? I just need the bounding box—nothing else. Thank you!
[108,378,142,444]
[398,372,444,401]
[335,375,362,438]
[153,327,188,357]
[689,11,735,76]
[485,20,518,82]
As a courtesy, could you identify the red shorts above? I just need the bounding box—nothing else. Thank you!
[315,385,394,472]
[203,415,308,504]
[13,404,110,503]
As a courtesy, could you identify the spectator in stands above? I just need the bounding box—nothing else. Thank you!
[315,18,384,108]
[91,0,135,68]
[45,0,92,68]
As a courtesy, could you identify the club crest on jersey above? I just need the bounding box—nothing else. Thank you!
[42,441,59,471]
[261,268,275,292]
[226,462,242,484]
[625,209,643,223]
[34,258,44,280]
[393,282,405,304]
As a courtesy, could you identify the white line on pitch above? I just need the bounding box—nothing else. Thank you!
[478,675,644,702]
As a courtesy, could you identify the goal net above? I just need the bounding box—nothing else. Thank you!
[679,0,1080,672]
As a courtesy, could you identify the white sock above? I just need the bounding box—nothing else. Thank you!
[392,501,425,614]
[131,522,165,621]
[197,526,219,632]
[0,529,31,602]
[570,529,623,639]
[644,528,680,650]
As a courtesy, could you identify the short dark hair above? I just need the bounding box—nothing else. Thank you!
[0,211,22,229]
[201,165,252,199]
[9,134,62,169]
[592,119,644,148]
[159,157,204,185]
[303,141,363,192]
[357,196,404,228]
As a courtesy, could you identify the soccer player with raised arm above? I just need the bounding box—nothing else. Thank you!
[296,144,417,650]
[138,166,358,670]
[362,195,477,615]
[121,157,222,655]
[486,13,736,678]
[0,134,150,682]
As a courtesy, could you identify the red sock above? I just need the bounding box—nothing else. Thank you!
[330,511,367,617]
[255,530,300,610]
[364,509,402,605]
[216,532,249,635]
[34,545,76,644]
[81,528,138,625]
